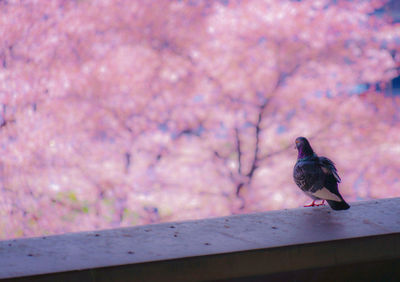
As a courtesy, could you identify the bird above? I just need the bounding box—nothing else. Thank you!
[293,137,350,210]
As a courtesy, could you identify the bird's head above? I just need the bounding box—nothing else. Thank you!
[295,137,314,158]
[295,136,309,149]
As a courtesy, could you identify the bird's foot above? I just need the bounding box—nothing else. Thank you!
[304,200,317,207]
[304,200,325,207]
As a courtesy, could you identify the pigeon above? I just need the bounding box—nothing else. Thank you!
[293,137,350,210]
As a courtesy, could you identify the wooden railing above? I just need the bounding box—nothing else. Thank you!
[1,198,400,281]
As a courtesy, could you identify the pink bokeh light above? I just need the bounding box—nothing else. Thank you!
[0,0,399,239]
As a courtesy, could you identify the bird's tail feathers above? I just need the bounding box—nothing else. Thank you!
[326,200,350,210]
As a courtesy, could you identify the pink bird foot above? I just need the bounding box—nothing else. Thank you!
[304,200,317,207]
[304,200,325,207]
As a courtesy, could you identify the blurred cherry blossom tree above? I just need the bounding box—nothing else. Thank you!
[0,0,399,239]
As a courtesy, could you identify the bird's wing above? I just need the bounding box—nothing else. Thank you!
[293,160,323,192]
[319,156,341,183]
[314,156,345,202]
[293,164,308,191]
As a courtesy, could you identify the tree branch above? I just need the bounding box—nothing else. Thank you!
[234,127,242,175]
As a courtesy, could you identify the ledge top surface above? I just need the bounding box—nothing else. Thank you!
[1,197,400,278]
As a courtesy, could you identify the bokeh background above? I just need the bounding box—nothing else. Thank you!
[0,0,399,239]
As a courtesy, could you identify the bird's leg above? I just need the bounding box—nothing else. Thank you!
[304,200,316,207]
[315,200,326,206]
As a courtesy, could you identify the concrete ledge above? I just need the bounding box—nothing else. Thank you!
[1,198,400,281]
